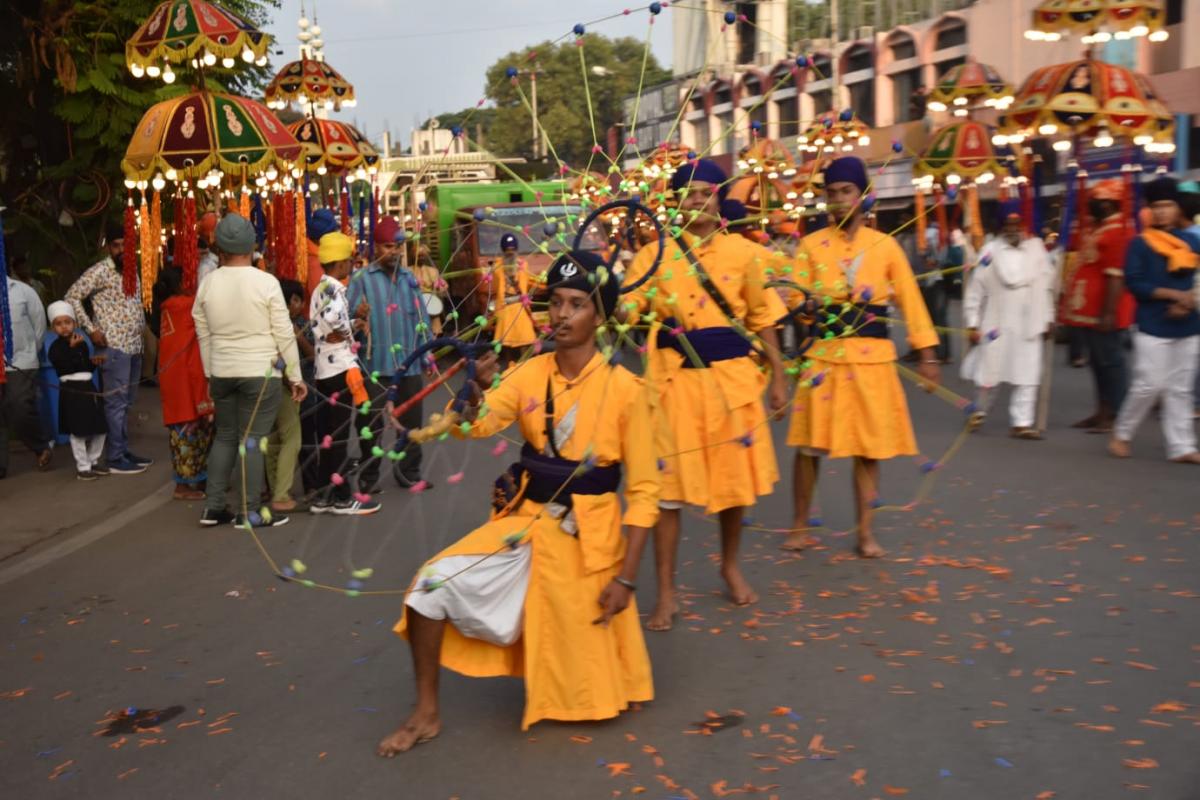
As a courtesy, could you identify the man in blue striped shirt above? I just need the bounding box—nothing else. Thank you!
[348,217,432,490]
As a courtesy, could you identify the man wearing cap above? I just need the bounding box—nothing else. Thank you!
[785,156,940,558]
[1108,176,1200,464]
[962,213,1057,438]
[377,251,658,756]
[65,220,152,474]
[492,231,537,367]
[347,216,432,491]
[1,262,50,478]
[193,214,307,527]
[623,157,790,631]
[1063,179,1136,433]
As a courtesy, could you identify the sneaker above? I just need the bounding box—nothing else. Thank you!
[108,456,148,475]
[332,498,382,516]
[199,508,237,527]
[310,499,336,515]
[91,463,111,476]
[76,470,99,482]
[234,509,290,528]
[126,452,154,467]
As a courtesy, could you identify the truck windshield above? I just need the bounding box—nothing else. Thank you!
[476,205,606,256]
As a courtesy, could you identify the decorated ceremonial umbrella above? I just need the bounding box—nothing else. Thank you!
[619,143,693,223]
[126,0,271,80]
[995,57,1175,154]
[728,139,800,224]
[265,56,357,111]
[914,120,1017,186]
[123,89,303,185]
[1025,0,1169,43]
[797,110,870,155]
[288,117,378,177]
[927,60,1014,116]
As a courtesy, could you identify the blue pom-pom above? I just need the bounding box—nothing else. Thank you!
[505,66,518,79]
[987,329,1000,341]
[656,458,666,471]
[839,108,853,122]
[686,150,697,159]
[808,516,822,527]
[649,1,662,14]
[861,193,876,212]
[125,706,138,716]
[823,117,833,129]
[418,201,428,212]
[573,23,586,36]
[543,221,558,237]
[281,566,296,578]
[870,498,883,509]
[964,402,978,415]
[450,125,463,137]
[275,356,286,372]
[811,372,825,388]
[347,579,364,591]
[473,208,486,221]
[946,186,959,201]
[891,140,903,153]
[724,10,736,23]
[244,437,257,451]
[860,286,873,302]
[750,120,763,132]
[920,461,938,474]
[795,55,809,68]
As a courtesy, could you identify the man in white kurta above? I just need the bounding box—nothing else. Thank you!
[962,214,1056,438]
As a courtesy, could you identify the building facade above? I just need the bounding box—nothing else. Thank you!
[637,0,1198,185]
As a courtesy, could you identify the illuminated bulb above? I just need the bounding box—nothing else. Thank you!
[164,168,177,181]
[130,63,145,78]
[797,136,808,145]
[203,52,217,66]
[1114,30,1130,40]
[309,181,319,192]
[146,64,161,77]
[1052,139,1071,152]
[298,15,309,28]
[255,56,268,67]
[927,101,947,112]
[946,174,962,186]
[345,173,357,184]
[1148,30,1168,42]
[1133,133,1153,146]
[343,99,357,108]
[242,47,256,62]
[859,135,870,146]
[1094,131,1114,148]
[367,165,378,175]
[316,165,328,175]
[162,66,176,84]
[124,178,136,189]
[324,100,335,110]
[953,97,968,106]
[1094,31,1112,42]
[992,134,1009,146]
[222,57,235,68]
[842,144,853,152]
[953,108,967,117]
[1130,25,1149,37]
[355,167,367,180]
[265,166,278,181]
[255,176,267,187]
[196,177,209,189]
[1038,123,1058,135]
[152,174,166,191]
[291,167,303,179]
[1009,133,1026,144]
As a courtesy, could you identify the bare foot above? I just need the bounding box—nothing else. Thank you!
[720,564,758,606]
[780,531,815,551]
[376,710,441,758]
[644,595,678,632]
[1107,438,1131,459]
[855,537,886,559]
[1170,452,1200,465]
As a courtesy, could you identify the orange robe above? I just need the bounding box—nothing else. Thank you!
[625,232,788,513]
[787,225,938,459]
[395,352,659,730]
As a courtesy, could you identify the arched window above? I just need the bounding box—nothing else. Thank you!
[887,32,922,124]
[843,44,875,127]
[846,44,873,74]
[713,82,733,107]
[890,33,916,62]
[771,65,799,139]
[935,18,967,50]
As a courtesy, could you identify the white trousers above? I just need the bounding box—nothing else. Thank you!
[69,434,106,472]
[976,384,1038,428]
[1114,332,1199,459]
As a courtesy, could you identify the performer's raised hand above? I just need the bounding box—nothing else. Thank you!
[473,352,500,392]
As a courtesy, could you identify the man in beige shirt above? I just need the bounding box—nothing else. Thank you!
[193,214,306,528]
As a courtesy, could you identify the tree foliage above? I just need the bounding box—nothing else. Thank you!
[0,0,277,290]
[479,35,670,166]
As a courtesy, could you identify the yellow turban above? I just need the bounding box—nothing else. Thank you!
[318,232,354,265]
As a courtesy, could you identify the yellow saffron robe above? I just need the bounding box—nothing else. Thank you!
[492,260,538,348]
[394,351,659,730]
[787,225,939,459]
[625,232,788,513]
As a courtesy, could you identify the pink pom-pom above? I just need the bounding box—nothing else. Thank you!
[321,435,333,449]
[350,341,362,353]
[592,144,603,154]
[447,472,465,484]
[637,344,648,354]
[670,326,684,336]
[328,391,340,406]
[386,303,399,315]
[330,473,345,486]
[532,340,544,354]
[491,440,509,457]
[408,480,429,494]
[354,492,372,503]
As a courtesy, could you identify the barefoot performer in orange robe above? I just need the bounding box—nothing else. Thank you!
[784,156,941,558]
[377,250,659,756]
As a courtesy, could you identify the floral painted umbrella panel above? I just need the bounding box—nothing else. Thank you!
[915,121,1016,183]
[289,118,379,173]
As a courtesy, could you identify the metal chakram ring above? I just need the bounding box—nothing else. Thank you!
[570,198,665,294]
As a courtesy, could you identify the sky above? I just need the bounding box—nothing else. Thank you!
[263,0,675,151]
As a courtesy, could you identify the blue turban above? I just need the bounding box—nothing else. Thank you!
[670,158,729,200]
[542,249,619,318]
[307,208,339,244]
[823,156,868,194]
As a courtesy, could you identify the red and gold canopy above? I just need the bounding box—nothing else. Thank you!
[728,139,799,221]
[797,111,870,154]
[927,61,1014,114]
[265,56,357,112]
[996,57,1175,153]
[1025,0,1169,43]
[288,117,379,175]
[126,0,271,75]
[914,121,1017,185]
[123,89,301,183]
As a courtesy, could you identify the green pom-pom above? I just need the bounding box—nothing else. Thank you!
[662,269,673,280]
[438,432,451,441]
[259,436,269,453]
[370,370,381,384]
[491,375,501,389]
[291,558,307,574]
[474,315,488,327]
[359,400,372,415]
[459,421,472,434]
[390,343,403,353]
[345,590,360,598]
[360,426,373,440]
[301,579,315,588]
[387,450,402,461]
[238,443,246,457]
[352,568,374,579]
[492,341,502,354]
[371,446,384,457]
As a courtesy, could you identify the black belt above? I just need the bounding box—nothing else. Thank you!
[656,320,754,367]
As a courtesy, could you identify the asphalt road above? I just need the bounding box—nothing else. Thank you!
[1,344,1197,799]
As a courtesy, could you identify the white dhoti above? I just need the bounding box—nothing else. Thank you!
[405,543,533,647]
[976,384,1038,428]
[1114,332,1199,459]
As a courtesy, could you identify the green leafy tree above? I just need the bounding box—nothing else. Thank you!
[481,35,670,166]
[0,0,277,291]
